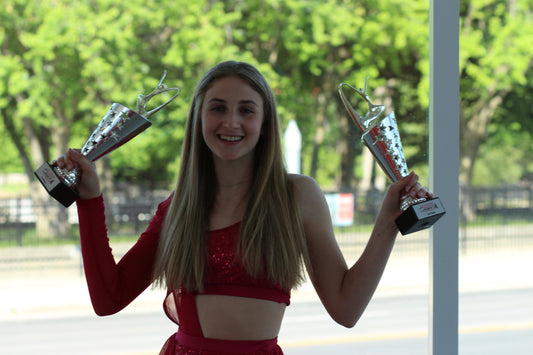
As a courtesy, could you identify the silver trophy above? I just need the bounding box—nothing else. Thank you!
[339,77,445,235]
[35,71,180,207]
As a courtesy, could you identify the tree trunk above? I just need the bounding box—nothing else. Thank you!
[98,157,115,227]
[360,147,374,191]
[24,115,72,239]
[309,92,326,179]
[459,89,507,221]
[338,113,357,191]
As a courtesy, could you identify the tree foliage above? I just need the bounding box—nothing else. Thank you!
[459,0,533,186]
[1,0,532,207]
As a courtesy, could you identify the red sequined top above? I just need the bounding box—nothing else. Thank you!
[200,221,290,304]
[76,194,290,318]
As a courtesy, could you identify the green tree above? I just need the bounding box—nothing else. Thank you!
[225,0,430,193]
[460,0,533,185]
[459,0,533,218]
[6,0,531,238]
[0,0,184,237]
[1,0,435,237]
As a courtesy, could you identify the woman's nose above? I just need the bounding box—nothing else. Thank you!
[222,109,240,127]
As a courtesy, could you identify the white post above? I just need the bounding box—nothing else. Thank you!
[429,0,460,354]
[284,119,302,174]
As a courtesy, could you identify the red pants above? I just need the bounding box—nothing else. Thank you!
[160,329,284,355]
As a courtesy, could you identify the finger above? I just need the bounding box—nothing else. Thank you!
[403,172,418,193]
[414,187,427,198]
[53,149,81,171]
[53,155,69,169]
[409,182,422,197]
[69,148,89,165]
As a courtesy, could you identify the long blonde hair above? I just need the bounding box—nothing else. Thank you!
[152,61,310,292]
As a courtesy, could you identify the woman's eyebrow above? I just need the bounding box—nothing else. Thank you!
[207,98,259,106]
[207,98,226,104]
[239,99,259,106]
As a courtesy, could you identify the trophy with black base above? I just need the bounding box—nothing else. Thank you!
[34,71,180,208]
[339,78,445,235]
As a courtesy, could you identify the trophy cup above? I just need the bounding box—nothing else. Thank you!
[34,71,180,207]
[339,77,445,235]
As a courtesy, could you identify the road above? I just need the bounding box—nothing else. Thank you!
[283,288,533,354]
[1,287,532,355]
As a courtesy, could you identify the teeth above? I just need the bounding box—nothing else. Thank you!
[220,135,242,142]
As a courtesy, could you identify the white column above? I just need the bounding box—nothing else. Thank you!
[429,0,460,354]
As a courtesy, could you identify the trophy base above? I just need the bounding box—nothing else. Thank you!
[34,162,80,208]
[395,197,446,235]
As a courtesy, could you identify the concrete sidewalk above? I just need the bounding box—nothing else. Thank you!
[1,245,532,320]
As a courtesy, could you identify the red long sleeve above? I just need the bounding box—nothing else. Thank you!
[76,194,172,316]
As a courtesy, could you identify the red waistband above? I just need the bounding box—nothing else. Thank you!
[176,329,280,353]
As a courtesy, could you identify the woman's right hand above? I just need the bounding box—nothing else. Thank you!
[54,149,102,199]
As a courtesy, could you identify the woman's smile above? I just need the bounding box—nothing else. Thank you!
[218,134,244,142]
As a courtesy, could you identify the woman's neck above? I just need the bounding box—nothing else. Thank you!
[209,158,254,229]
[213,155,254,189]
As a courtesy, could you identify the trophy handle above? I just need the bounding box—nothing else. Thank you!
[338,77,385,132]
[136,70,181,118]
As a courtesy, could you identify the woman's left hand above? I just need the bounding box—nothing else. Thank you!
[378,171,434,225]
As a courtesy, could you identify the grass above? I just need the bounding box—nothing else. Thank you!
[0,182,30,198]
[461,215,533,227]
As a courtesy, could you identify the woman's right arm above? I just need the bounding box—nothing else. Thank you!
[56,149,170,315]
[77,194,170,316]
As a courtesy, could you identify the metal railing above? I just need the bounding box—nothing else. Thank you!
[1,185,531,270]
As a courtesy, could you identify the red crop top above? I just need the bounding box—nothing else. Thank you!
[76,194,290,318]
[200,221,290,305]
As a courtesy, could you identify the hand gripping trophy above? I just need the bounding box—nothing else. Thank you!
[339,77,445,235]
[34,71,180,207]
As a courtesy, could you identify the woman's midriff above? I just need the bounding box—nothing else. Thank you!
[195,294,286,340]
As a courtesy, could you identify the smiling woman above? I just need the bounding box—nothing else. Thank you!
[52,61,433,355]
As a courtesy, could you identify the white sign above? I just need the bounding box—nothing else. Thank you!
[324,193,354,226]
[284,119,301,174]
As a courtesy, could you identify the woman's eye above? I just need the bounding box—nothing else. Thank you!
[210,106,225,112]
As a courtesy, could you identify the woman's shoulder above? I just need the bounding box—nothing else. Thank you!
[288,173,321,192]
[288,174,326,212]
[287,174,333,237]
[151,192,174,221]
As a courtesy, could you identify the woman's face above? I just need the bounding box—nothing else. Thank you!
[201,76,265,164]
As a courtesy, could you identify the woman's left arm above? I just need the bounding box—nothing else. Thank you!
[293,172,431,328]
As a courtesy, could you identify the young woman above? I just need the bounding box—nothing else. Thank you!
[56,61,432,354]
